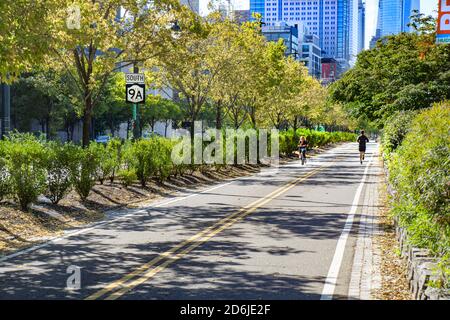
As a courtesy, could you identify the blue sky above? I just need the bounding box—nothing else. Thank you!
[200,0,440,49]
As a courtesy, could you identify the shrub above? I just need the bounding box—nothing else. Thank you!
[128,138,172,187]
[3,133,47,211]
[69,144,101,201]
[381,110,415,158]
[44,141,77,204]
[154,138,174,182]
[0,143,12,202]
[106,138,123,183]
[89,142,115,185]
[387,103,450,278]
[278,128,356,155]
[117,168,137,188]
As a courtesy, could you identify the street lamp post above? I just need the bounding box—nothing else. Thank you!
[1,83,11,139]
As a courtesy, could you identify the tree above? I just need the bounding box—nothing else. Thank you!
[11,70,77,139]
[42,0,188,146]
[329,13,450,126]
[209,19,270,129]
[260,56,309,129]
[151,12,240,136]
[94,73,130,137]
[0,0,58,82]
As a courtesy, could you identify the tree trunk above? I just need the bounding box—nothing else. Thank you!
[46,116,50,140]
[293,116,298,133]
[150,117,155,132]
[234,113,239,130]
[82,95,93,147]
[249,107,256,129]
[216,101,222,129]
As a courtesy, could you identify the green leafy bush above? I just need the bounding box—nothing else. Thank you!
[69,144,101,201]
[279,128,356,155]
[387,103,450,279]
[117,168,137,188]
[0,143,11,202]
[44,141,77,204]
[3,133,47,211]
[381,110,415,158]
[89,142,114,185]
[154,138,174,182]
[106,138,123,183]
[124,139,158,187]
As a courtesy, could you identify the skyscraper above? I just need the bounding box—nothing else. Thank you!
[378,0,420,37]
[358,0,365,52]
[250,1,363,72]
[402,0,420,32]
[249,0,265,20]
[348,0,360,65]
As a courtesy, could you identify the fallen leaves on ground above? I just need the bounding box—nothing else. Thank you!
[373,171,412,300]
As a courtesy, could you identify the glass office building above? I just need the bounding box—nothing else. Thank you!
[358,0,365,52]
[262,22,299,57]
[250,1,363,73]
[379,0,420,37]
[402,0,420,32]
[250,0,266,21]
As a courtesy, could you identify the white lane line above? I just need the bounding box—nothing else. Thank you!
[320,150,374,300]
[0,143,352,263]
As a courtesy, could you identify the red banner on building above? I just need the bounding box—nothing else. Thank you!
[437,0,450,43]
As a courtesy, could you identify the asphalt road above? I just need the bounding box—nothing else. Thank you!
[0,142,379,300]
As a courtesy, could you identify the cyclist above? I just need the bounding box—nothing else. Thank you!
[298,136,308,164]
[357,130,369,164]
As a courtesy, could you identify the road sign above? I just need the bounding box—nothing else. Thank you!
[125,73,145,84]
[126,84,145,104]
[437,0,450,44]
[125,73,145,104]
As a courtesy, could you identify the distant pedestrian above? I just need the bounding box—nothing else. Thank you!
[357,130,369,164]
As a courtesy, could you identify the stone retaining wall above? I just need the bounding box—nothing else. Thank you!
[384,163,449,300]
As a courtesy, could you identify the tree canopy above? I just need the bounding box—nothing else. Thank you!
[329,13,450,127]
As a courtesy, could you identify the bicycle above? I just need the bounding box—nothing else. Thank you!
[299,147,307,165]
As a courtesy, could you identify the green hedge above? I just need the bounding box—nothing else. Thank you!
[386,103,450,286]
[381,110,415,158]
[0,128,353,211]
[279,128,357,155]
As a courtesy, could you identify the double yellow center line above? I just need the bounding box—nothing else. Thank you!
[86,160,335,300]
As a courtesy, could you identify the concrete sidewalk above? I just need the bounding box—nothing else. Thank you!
[348,150,383,299]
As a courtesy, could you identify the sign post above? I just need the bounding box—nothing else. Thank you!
[125,70,145,139]
[437,0,450,44]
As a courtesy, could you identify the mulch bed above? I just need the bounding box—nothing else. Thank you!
[0,143,344,257]
[0,164,262,255]
[373,175,412,300]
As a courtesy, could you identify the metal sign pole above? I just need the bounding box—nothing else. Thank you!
[125,66,145,140]
[132,64,140,140]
